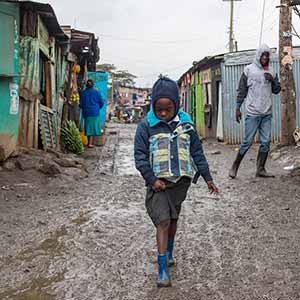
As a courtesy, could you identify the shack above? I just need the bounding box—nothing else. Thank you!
[18,1,69,150]
[193,55,224,139]
[0,1,20,160]
[178,55,224,139]
[61,26,100,127]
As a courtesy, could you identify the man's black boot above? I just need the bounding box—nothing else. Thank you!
[229,152,245,179]
[256,151,275,178]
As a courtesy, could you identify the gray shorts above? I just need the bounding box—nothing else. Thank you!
[145,177,191,226]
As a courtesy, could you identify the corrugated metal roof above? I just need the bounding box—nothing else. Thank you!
[224,47,300,66]
[178,54,224,85]
[193,54,224,72]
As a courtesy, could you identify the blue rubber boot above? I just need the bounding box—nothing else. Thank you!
[167,238,176,267]
[157,253,171,288]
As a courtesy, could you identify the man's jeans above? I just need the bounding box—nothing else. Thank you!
[240,114,272,155]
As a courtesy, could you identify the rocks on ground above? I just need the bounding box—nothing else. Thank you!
[0,147,88,182]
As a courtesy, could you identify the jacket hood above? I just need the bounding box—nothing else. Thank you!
[254,44,271,68]
[151,76,180,117]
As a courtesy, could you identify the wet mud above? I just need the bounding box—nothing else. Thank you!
[1,123,300,299]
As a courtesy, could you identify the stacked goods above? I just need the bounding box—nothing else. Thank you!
[70,92,80,104]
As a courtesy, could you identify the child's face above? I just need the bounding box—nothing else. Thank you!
[154,98,176,122]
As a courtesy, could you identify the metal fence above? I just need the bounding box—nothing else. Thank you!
[221,56,300,144]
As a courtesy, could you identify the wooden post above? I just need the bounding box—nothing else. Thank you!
[279,0,296,145]
[45,61,52,108]
[34,98,40,149]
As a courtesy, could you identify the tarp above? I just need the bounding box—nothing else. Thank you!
[19,36,40,99]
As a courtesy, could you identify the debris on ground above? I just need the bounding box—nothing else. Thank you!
[210,150,222,155]
[0,146,89,185]
[1,124,300,299]
[270,144,300,177]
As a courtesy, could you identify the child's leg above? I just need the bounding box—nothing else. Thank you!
[156,219,171,287]
[167,219,177,266]
[168,219,177,239]
[165,178,191,265]
[156,220,170,254]
[145,188,172,287]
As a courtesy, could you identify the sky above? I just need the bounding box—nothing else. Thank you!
[39,0,300,87]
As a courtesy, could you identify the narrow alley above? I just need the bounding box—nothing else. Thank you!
[1,123,300,300]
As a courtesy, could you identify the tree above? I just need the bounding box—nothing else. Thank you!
[113,70,137,87]
[97,64,137,86]
[97,63,116,74]
[97,63,137,101]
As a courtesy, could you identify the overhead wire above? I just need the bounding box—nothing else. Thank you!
[291,23,300,39]
[137,63,192,79]
[290,6,300,41]
[100,34,205,45]
[235,0,276,29]
[104,0,284,83]
[235,2,278,39]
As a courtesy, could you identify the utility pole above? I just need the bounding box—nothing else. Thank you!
[259,0,266,46]
[279,0,296,145]
[229,0,234,52]
[223,0,242,52]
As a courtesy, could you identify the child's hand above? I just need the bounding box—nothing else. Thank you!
[152,180,166,192]
[207,181,219,194]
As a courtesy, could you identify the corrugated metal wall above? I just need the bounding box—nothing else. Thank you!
[221,57,300,144]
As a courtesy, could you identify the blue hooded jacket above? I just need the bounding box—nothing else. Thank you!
[79,88,104,118]
[134,77,212,186]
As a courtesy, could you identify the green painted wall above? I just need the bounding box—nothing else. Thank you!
[0,2,20,140]
[190,83,196,124]
[195,71,205,138]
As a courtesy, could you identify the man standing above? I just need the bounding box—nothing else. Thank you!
[229,44,281,179]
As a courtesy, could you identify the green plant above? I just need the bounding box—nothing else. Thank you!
[61,120,84,154]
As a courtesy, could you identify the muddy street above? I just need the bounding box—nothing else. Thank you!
[1,123,300,300]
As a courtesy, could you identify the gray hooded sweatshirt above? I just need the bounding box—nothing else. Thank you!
[236,44,281,116]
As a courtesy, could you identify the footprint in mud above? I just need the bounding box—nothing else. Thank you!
[0,271,65,300]
[16,227,68,262]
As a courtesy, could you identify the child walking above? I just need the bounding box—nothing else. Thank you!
[134,76,219,287]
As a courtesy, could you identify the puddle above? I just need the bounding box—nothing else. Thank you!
[0,271,65,300]
[114,143,139,176]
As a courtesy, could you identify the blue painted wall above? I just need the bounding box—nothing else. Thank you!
[87,71,109,131]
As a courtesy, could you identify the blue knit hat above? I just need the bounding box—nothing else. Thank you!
[151,76,180,115]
